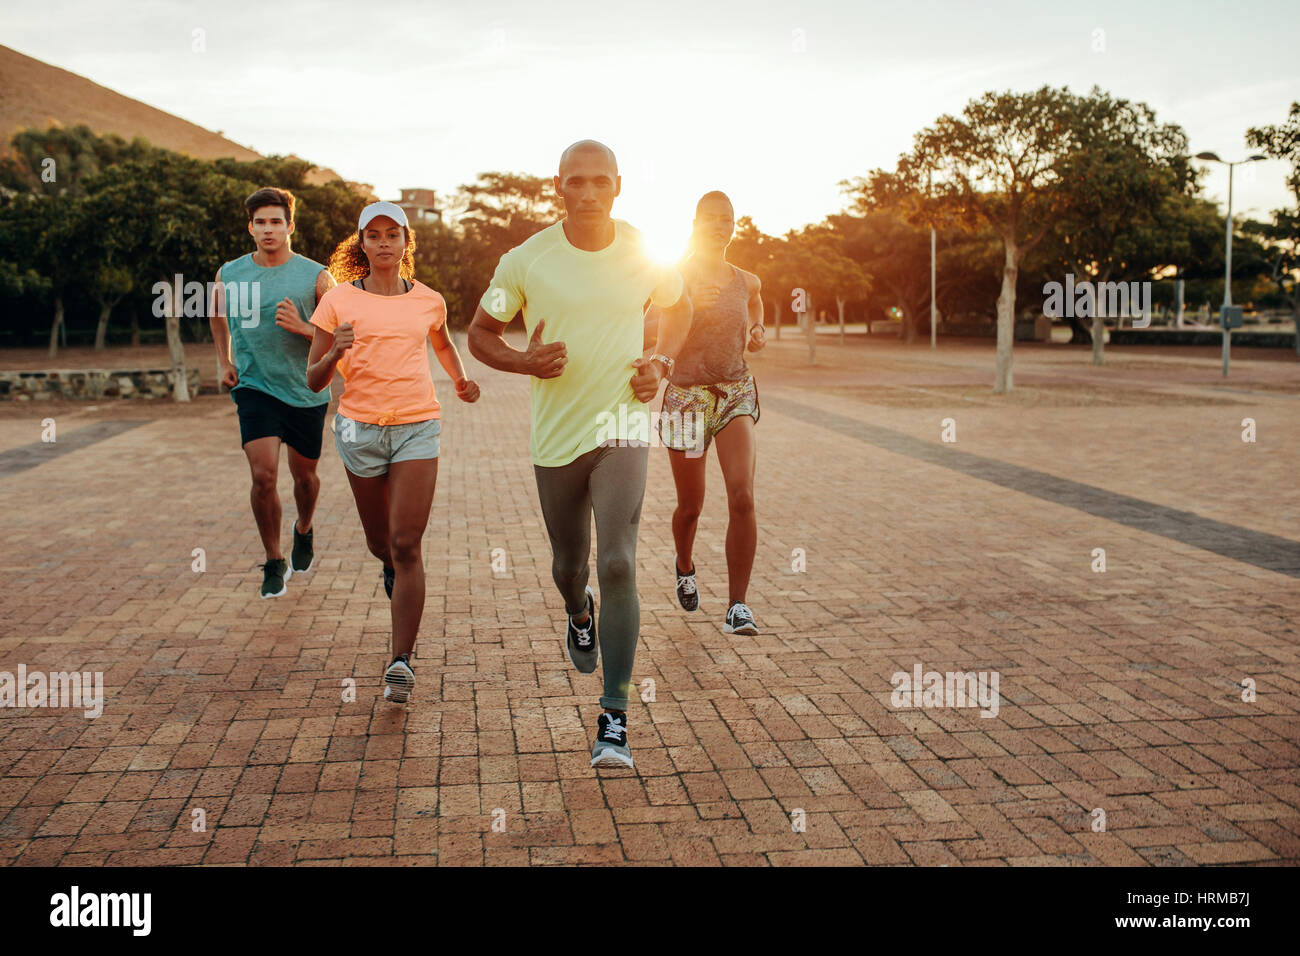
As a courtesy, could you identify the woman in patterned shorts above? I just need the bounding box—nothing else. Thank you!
[651,191,766,635]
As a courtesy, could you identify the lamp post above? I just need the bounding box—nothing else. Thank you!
[1194,151,1266,376]
[927,168,937,349]
[930,226,937,349]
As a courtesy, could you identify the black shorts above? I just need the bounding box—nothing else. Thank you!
[232,387,329,459]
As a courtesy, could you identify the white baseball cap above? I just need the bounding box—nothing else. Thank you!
[358,201,409,231]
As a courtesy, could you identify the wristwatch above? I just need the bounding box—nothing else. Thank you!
[649,353,675,375]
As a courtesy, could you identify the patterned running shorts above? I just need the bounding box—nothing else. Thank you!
[658,374,759,457]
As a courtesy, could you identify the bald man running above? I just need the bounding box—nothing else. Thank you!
[469,140,692,769]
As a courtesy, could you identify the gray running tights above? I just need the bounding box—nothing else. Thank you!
[534,444,648,711]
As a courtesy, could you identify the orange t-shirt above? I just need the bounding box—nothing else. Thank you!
[310,279,447,425]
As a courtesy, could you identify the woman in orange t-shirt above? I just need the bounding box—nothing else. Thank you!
[307,201,480,705]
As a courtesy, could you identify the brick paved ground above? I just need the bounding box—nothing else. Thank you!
[0,335,1297,866]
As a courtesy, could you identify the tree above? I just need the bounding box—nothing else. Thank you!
[413,219,467,328]
[810,226,872,344]
[88,264,133,350]
[450,172,563,325]
[19,193,87,358]
[1246,102,1300,355]
[830,206,933,342]
[0,125,159,198]
[0,127,371,356]
[746,234,800,345]
[83,153,252,399]
[292,179,367,266]
[212,154,366,265]
[858,86,1097,392]
[1049,90,1193,363]
[770,227,871,363]
[78,184,144,350]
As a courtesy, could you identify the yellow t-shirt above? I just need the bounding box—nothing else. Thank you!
[479,220,684,467]
[310,280,446,426]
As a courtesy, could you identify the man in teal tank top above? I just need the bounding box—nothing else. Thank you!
[209,187,336,599]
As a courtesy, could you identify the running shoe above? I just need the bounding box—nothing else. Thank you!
[383,565,395,600]
[590,711,633,769]
[565,586,598,674]
[260,558,291,599]
[383,655,414,704]
[674,555,698,612]
[723,601,758,635]
[291,521,314,574]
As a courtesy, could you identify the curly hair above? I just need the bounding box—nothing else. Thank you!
[328,227,417,283]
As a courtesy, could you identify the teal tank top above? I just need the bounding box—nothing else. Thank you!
[220,252,329,407]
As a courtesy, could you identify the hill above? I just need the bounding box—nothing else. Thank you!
[0,44,345,186]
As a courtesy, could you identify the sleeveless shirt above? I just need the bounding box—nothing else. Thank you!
[670,264,750,387]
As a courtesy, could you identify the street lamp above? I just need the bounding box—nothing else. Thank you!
[1195,151,1266,376]
[926,168,937,349]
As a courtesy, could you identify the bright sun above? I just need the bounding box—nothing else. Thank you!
[623,199,691,268]
[639,222,689,268]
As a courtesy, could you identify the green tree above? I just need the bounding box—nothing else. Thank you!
[412,219,467,327]
[830,206,934,341]
[78,183,145,350]
[859,86,1098,392]
[211,154,366,265]
[1246,102,1300,355]
[448,172,564,326]
[771,227,871,363]
[1049,90,1194,362]
[18,193,88,357]
[0,124,158,197]
[292,180,367,265]
[84,153,251,398]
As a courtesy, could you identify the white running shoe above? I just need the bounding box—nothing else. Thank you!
[383,657,414,704]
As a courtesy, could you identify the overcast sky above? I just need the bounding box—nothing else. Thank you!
[5,0,1296,260]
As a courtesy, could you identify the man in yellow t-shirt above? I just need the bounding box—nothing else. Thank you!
[470,140,693,770]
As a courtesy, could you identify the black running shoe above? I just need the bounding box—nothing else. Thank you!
[591,711,633,768]
[291,522,314,573]
[565,586,598,674]
[260,558,291,599]
[724,601,758,635]
[674,555,698,612]
[383,565,395,600]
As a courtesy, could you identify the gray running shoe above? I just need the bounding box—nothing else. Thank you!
[723,601,758,635]
[260,558,291,599]
[565,586,598,674]
[590,712,633,769]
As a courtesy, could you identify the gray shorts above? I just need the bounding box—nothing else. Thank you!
[332,413,441,478]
